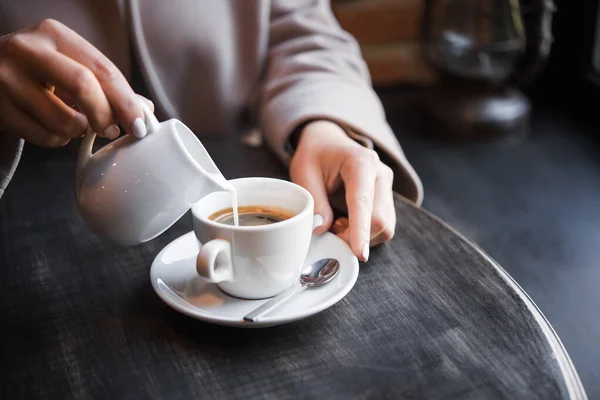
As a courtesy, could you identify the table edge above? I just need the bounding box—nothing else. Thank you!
[393,193,588,400]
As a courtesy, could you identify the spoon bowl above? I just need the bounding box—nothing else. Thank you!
[300,258,340,286]
[243,258,340,322]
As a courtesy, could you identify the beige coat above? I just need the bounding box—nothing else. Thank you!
[0,0,423,204]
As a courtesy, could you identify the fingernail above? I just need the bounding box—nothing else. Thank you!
[131,117,147,138]
[361,242,370,262]
[103,124,120,140]
[313,214,324,231]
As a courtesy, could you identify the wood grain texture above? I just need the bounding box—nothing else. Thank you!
[331,0,438,85]
[0,131,584,399]
[361,42,437,86]
[379,86,600,399]
[332,0,423,44]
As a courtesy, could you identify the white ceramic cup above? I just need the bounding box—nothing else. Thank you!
[192,178,319,300]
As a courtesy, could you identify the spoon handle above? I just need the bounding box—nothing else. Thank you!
[243,282,308,322]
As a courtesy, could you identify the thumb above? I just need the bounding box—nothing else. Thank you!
[291,162,333,235]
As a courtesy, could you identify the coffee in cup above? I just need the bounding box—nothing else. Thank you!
[209,205,295,226]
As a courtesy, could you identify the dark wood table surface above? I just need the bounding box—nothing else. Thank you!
[0,118,587,399]
[378,86,600,399]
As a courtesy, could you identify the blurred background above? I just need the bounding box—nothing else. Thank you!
[331,0,436,86]
[331,0,600,397]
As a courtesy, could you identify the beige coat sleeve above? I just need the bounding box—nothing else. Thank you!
[257,0,423,205]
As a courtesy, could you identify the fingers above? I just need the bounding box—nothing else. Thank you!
[5,19,144,138]
[370,165,396,247]
[333,163,396,248]
[38,20,143,135]
[3,66,88,139]
[32,48,120,139]
[0,94,70,147]
[336,156,395,259]
[341,149,379,261]
[4,25,118,139]
[290,158,333,235]
[287,118,396,262]
[39,20,144,137]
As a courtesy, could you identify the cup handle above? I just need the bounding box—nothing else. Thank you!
[196,239,234,283]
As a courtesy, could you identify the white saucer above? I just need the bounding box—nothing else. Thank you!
[150,231,359,328]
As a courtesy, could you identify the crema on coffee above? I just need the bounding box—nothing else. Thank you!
[209,205,295,226]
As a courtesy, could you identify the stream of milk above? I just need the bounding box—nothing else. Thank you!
[211,173,239,226]
[230,186,239,226]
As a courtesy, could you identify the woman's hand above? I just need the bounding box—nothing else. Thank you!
[0,19,145,147]
[290,120,396,262]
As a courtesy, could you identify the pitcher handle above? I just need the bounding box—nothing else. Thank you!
[77,96,160,175]
[138,97,160,133]
[77,127,96,176]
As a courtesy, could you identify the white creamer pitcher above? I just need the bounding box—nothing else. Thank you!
[76,100,231,246]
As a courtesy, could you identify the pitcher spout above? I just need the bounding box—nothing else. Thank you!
[187,172,232,205]
[206,172,233,193]
[174,121,233,200]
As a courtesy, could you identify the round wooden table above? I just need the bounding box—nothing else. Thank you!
[0,138,587,399]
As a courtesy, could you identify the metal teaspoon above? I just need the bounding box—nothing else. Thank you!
[243,258,340,322]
